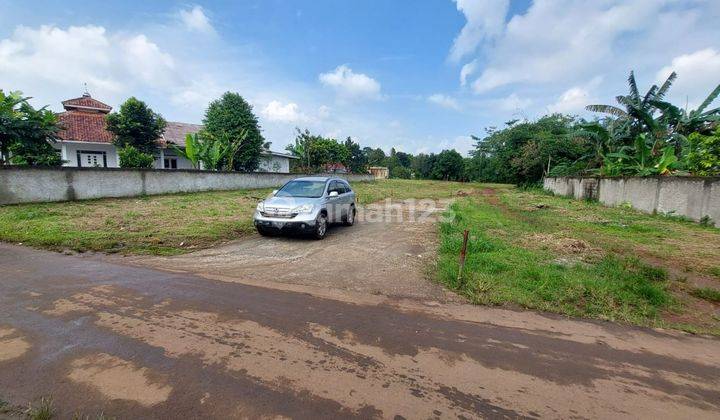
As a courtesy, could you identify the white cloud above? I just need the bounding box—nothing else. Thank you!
[656,48,720,109]
[495,93,532,111]
[547,87,591,114]
[436,135,475,156]
[178,5,214,34]
[0,25,122,96]
[319,65,382,100]
[450,0,509,62]
[547,77,601,113]
[120,34,176,87]
[262,100,306,123]
[461,0,673,93]
[428,93,461,110]
[459,59,477,86]
[317,105,331,119]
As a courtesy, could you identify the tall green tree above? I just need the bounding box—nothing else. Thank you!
[363,147,386,167]
[203,92,264,171]
[432,149,464,181]
[344,136,367,173]
[106,97,166,154]
[1,90,62,166]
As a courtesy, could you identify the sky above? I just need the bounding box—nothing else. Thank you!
[1,0,719,155]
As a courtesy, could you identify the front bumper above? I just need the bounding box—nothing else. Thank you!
[253,210,318,232]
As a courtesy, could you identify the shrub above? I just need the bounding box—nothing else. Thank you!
[686,128,720,176]
[118,145,155,168]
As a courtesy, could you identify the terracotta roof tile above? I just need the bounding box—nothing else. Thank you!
[57,111,114,143]
[62,94,112,112]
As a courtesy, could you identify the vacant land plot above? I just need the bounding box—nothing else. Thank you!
[438,186,720,334]
[0,179,474,255]
[1,179,718,334]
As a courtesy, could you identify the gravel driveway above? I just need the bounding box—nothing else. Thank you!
[127,199,462,302]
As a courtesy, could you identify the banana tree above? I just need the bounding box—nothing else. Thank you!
[650,83,720,138]
[600,133,678,176]
[586,71,677,142]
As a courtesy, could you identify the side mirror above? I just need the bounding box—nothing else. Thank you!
[329,191,339,197]
[272,189,278,195]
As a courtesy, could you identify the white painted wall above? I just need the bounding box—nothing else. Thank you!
[257,154,291,173]
[54,142,119,168]
[54,142,291,172]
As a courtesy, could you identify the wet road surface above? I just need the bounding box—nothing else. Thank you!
[1,243,719,419]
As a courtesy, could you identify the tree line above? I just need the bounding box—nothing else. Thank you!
[3,70,718,181]
[467,71,720,185]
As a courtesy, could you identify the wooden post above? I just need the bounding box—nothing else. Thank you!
[457,229,469,285]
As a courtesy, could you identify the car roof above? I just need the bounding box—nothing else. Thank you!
[292,176,346,182]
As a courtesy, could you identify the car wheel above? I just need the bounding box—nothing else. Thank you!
[313,213,328,240]
[256,226,271,236]
[343,205,356,226]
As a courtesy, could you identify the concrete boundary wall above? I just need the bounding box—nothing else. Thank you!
[0,167,375,205]
[543,176,720,225]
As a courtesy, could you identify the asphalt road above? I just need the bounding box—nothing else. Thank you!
[1,243,719,419]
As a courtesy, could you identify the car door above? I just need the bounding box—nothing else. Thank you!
[326,180,342,222]
[340,181,354,218]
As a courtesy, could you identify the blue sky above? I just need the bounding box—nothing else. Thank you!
[1,0,719,155]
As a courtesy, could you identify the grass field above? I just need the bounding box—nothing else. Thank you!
[0,179,474,255]
[1,179,718,333]
[437,185,720,334]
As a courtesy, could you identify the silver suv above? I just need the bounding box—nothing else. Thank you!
[253,176,357,239]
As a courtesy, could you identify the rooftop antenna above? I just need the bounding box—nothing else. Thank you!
[83,82,90,97]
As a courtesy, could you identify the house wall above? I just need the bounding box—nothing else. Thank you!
[257,155,291,173]
[543,176,720,225]
[0,167,375,205]
[54,142,119,168]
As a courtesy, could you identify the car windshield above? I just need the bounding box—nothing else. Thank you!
[276,180,327,198]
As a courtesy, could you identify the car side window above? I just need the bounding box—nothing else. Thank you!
[328,181,340,195]
[342,182,352,193]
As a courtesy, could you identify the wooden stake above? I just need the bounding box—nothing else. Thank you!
[457,229,469,285]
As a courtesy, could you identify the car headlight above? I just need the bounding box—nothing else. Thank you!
[293,204,314,214]
[256,202,264,212]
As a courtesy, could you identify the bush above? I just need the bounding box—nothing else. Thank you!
[686,128,720,176]
[118,145,155,168]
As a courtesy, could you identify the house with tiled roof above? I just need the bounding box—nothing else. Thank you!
[53,93,296,172]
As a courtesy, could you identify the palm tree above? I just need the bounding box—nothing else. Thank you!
[650,83,720,137]
[586,71,677,141]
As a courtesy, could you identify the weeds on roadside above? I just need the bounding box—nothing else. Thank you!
[26,397,54,420]
[437,196,673,326]
[691,287,720,303]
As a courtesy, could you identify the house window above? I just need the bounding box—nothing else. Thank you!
[77,150,107,168]
[164,158,178,169]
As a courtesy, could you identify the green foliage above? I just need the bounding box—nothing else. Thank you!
[411,153,437,179]
[118,145,154,168]
[600,133,679,176]
[432,149,464,181]
[106,97,166,154]
[390,165,411,179]
[0,89,62,166]
[363,147,386,167]
[469,71,719,183]
[203,92,264,171]
[686,128,720,176]
[437,193,674,326]
[172,131,246,171]
[690,287,720,303]
[285,128,349,171]
[344,137,367,173]
[468,115,589,184]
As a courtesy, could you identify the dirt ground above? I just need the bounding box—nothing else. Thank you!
[1,243,719,419]
[123,199,462,303]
